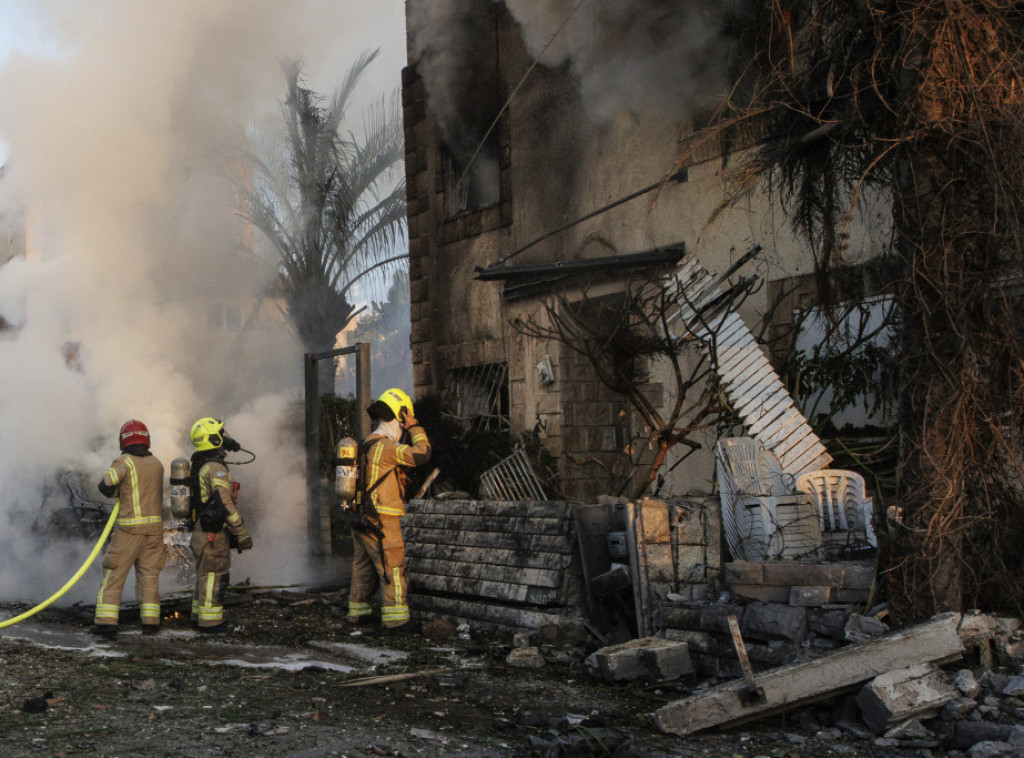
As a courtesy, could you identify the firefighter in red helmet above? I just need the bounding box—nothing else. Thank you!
[346,388,431,631]
[92,419,166,637]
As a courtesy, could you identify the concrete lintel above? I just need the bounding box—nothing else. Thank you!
[654,612,963,737]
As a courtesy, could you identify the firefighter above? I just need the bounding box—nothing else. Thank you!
[346,388,431,630]
[92,419,165,637]
[188,417,253,633]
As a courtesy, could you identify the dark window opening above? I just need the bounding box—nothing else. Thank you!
[442,362,510,432]
[438,4,501,218]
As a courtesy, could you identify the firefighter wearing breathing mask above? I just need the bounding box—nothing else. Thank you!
[346,388,431,630]
[188,417,253,633]
[92,419,165,637]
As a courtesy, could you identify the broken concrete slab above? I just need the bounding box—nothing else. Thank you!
[855,663,958,733]
[589,637,692,683]
[654,612,963,737]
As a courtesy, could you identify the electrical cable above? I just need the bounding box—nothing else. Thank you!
[0,504,119,630]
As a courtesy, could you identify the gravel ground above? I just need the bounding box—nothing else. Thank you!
[0,589,1017,757]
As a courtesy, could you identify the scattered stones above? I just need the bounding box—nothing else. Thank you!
[506,646,545,669]
[844,613,890,643]
[1001,675,1024,697]
[957,669,983,698]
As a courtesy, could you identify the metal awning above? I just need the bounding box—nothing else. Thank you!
[474,243,687,300]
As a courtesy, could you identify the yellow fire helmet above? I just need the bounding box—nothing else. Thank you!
[190,416,226,451]
[378,388,414,421]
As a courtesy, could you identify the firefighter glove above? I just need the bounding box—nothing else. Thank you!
[236,531,254,552]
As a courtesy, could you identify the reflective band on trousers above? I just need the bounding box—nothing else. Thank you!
[347,601,372,617]
[139,602,160,621]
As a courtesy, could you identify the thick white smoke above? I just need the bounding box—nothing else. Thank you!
[0,1,407,604]
[408,0,744,132]
[504,0,744,122]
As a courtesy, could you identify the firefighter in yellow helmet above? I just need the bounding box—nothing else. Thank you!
[92,420,165,637]
[188,417,253,633]
[346,388,431,630]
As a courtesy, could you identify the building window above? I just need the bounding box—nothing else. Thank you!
[208,303,243,332]
[443,362,510,432]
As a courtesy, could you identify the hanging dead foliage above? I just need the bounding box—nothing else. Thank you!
[707,0,1024,619]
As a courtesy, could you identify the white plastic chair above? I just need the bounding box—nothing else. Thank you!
[716,438,817,561]
[795,469,877,548]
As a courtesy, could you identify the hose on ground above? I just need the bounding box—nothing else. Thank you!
[0,503,119,629]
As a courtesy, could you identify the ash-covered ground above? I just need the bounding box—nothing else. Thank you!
[0,588,1019,757]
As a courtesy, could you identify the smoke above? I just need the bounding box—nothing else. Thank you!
[406,0,500,181]
[504,0,745,122]
[408,0,747,140]
[0,1,407,604]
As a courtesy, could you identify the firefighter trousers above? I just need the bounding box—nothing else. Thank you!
[190,529,231,628]
[347,514,409,628]
[95,529,165,627]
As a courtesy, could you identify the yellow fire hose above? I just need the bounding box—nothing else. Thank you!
[0,503,119,629]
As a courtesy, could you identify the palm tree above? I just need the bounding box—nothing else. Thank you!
[238,51,407,361]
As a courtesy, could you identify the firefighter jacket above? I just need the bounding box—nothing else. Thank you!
[362,424,431,517]
[194,459,247,537]
[103,452,165,535]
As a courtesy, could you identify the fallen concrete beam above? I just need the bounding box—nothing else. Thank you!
[654,612,963,737]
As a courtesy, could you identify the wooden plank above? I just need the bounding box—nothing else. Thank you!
[407,556,564,588]
[410,594,571,631]
[403,526,573,553]
[409,573,562,605]
[406,499,573,519]
[407,542,573,570]
[403,513,572,535]
[655,613,964,736]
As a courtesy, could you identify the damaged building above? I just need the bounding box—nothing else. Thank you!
[398,0,892,637]
[388,4,1024,742]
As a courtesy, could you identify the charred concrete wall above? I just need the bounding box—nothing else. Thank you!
[403,2,891,501]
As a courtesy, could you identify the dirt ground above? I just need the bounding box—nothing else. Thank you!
[0,588,963,757]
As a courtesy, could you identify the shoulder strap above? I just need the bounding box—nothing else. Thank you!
[358,438,399,510]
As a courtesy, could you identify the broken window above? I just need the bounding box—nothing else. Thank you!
[437,4,501,217]
[443,362,510,432]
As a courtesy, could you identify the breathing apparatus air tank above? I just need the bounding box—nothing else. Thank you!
[335,437,358,508]
[169,457,191,518]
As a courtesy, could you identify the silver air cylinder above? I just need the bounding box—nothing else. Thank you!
[335,437,358,505]
[169,457,191,518]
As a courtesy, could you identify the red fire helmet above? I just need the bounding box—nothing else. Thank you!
[119,419,151,450]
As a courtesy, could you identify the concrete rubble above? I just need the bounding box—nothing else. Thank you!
[401,496,1024,754]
